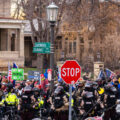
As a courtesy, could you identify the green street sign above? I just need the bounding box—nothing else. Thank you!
[33,47,50,53]
[12,68,24,80]
[33,42,51,54]
[34,42,51,48]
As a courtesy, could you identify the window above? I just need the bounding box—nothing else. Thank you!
[73,42,76,53]
[69,42,72,53]
[11,33,15,51]
[65,37,68,40]
[80,37,84,43]
[55,41,58,49]
[74,37,76,40]
[59,41,62,49]
[80,45,84,53]
[89,42,92,53]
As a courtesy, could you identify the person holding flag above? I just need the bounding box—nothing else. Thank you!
[8,62,18,87]
[111,76,120,98]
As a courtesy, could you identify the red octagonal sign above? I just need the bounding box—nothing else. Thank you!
[61,60,81,84]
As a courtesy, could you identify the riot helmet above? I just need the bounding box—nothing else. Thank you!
[7,83,13,92]
[83,92,93,100]
[85,82,92,91]
[33,87,40,96]
[24,86,32,94]
[110,86,117,93]
[54,86,64,95]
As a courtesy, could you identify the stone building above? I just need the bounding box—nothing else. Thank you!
[55,22,93,70]
[0,0,25,68]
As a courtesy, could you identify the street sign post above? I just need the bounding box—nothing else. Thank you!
[12,68,24,81]
[61,60,81,120]
[48,69,52,81]
[33,42,51,54]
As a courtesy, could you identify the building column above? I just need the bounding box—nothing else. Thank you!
[7,29,11,51]
[76,35,80,62]
[19,25,24,57]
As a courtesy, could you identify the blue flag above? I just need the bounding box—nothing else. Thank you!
[98,70,105,79]
[13,62,18,86]
[58,67,62,82]
[13,62,18,68]
[44,69,48,79]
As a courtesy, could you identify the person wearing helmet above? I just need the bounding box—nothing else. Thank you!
[19,86,33,110]
[19,86,34,120]
[51,86,68,120]
[0,83,19,107]
[103,84,118,120]
[81,81,97,101]
[31,87,44,118]
[32,87,44,109]
[96,79,105,102]
[111,77,120,98]
[79,92,95,119]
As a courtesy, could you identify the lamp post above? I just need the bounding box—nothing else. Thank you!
[97,52,101,62]
[47,2,58,92]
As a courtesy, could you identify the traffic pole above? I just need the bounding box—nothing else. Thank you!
[69,84,72,120]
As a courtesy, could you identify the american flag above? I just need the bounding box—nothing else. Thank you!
[97,70,105,79]
[105,68,116,79]
[8,70,12,82]
[8,62,12,82]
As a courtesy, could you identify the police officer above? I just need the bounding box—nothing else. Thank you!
[19,86,34,120]
[104,84,118,120]
[80,92,95,119]
[32,87,44,108]
[81,81,98,101]
[0,83,19,107]
[51,86,68,120]
[32,87,44,118]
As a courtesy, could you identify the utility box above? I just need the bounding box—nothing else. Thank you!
[94,62,104,80]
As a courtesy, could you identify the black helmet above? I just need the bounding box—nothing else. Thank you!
[24,86,32,94]
[105,84,112,92]
[20,83,25,88]
[33,87,39,92]
[110,86,117,93]
[83,92,93,99]
[6,83,13,92]
[7,83,13,89]
[85,82,92,91]
[93,82,98,89]
[54,86,64,95]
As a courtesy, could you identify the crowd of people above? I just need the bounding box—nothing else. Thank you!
[0,73,120,120]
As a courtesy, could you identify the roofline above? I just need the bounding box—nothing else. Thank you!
[0,19,27,24]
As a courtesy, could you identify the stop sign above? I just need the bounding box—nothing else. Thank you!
[61,60,81,84]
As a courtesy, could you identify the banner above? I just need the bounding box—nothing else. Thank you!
[12,68,24,80]
[28,71,40,81]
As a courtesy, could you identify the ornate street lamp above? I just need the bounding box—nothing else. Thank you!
[47,2,58,22]
[47,2,58,92]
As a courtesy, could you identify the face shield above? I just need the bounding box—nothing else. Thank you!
[54,86,63,95]
[110,87,117,93]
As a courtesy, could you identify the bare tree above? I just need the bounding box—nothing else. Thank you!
[14,0,67,72]
[66,0,120,69]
